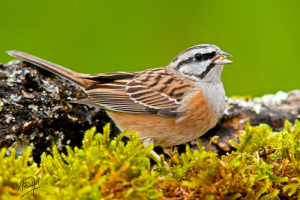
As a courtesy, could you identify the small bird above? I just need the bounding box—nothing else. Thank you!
[7,44,232,160]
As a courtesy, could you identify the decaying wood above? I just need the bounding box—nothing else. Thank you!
[1,60,300,162]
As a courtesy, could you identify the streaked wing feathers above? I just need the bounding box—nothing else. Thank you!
[72,79,159,114]
[126,68,191,108]
[73,68,191,117]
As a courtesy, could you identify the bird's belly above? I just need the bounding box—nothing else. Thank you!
[106,91,222,147]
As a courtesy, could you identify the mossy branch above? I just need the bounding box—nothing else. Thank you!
[1,121,300,199]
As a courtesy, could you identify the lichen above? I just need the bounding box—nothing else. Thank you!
[1,121,300,199]
[226,91,289,115]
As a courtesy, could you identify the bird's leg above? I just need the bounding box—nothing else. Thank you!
[163,146,177,172]
[144,138,169,167]
[162,146,173,155]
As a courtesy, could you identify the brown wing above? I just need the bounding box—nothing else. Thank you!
[74,78,158,115]
[127,68,191,107]
[74,68,192,117]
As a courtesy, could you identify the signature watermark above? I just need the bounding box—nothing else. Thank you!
[17,176,40,198]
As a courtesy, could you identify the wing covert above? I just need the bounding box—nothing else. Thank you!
[126,68,192,109]
[73,68,192,117]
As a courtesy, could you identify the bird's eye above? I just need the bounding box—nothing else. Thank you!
[195,54,203,61]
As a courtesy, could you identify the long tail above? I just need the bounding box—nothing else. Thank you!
[7,50,90,88]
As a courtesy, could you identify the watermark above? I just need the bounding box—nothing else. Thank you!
[17,176,40,198]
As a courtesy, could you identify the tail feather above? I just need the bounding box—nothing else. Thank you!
[7,50,90,88]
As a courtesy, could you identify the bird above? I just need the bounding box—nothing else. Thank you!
[7,44,232,162]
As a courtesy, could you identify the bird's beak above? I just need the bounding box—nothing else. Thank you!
[212,50,233,65]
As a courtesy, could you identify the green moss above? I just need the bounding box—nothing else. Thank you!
[1,121,300,199]
[0,99,3,112]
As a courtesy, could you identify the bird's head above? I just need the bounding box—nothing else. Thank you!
[169,44,232,83]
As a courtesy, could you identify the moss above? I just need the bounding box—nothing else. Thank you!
[0,99,3,112]
[1,121,300,199]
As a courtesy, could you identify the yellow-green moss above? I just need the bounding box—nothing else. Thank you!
[1,121,300,199]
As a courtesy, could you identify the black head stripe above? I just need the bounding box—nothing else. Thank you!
[174,57,193,70]
[202,52,216,61]
[174,52,216,70]
[196,63,216,79]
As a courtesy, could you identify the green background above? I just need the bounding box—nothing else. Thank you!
[1,1,299,97]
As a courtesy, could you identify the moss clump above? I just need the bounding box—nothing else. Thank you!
[1,121,300,199]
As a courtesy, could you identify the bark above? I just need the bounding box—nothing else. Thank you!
[1,60,300,162]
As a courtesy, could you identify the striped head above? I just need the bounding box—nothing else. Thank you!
[169,44,232,83]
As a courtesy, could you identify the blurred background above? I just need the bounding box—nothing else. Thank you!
[1,1,299,97]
